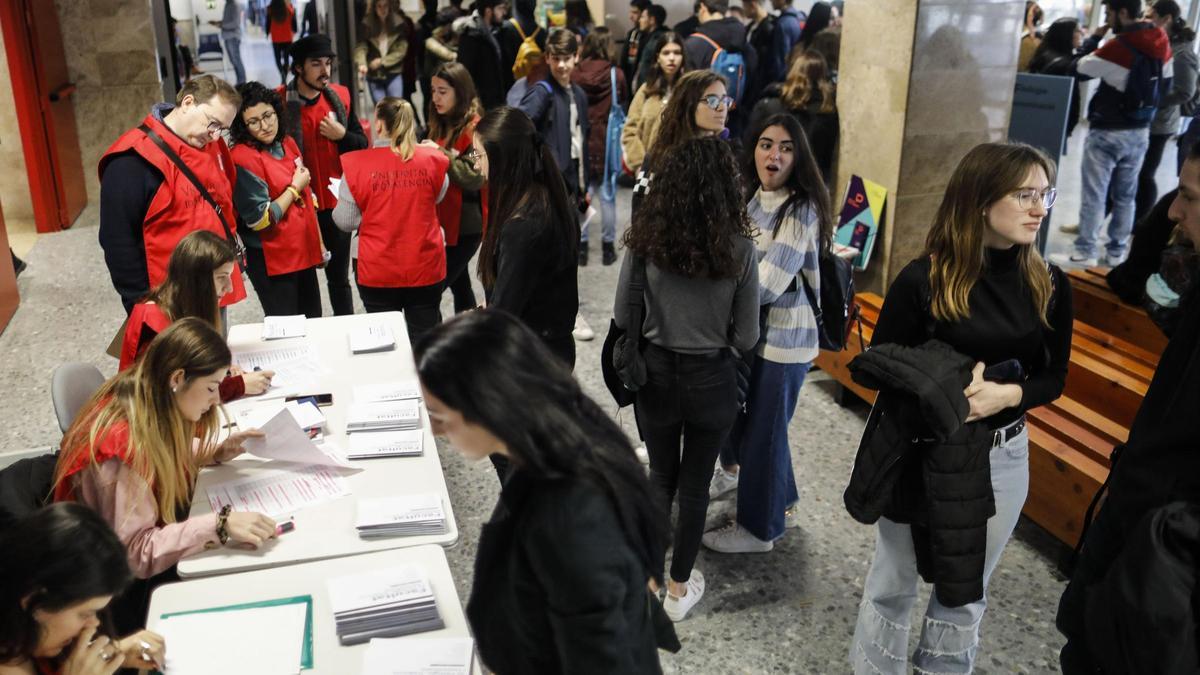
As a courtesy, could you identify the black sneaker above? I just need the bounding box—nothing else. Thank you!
[578,242,589,266]
[602,242,616,266]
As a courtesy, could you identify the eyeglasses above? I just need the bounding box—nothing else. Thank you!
[201,109,229,135]
[244,110,276,131]
[1012,187,1057,211]
[463,148,486,163]
[699,94,734,111]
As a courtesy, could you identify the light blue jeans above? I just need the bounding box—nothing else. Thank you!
[580,178,616,244]
[850,426,1030,674]
[1076,127,1150,262]
[223,36,246,84]
[367,75,404,104]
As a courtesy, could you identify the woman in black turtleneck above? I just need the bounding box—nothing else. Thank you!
[850,142,1073,674]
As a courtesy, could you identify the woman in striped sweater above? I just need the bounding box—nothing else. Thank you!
[703,113,832,553]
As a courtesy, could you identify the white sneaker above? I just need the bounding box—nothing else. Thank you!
[572,314,595,341]
[1047,251,1098,269]
[1059,223,1080,234]
[702,522,774,553]
[662,569,705,621]
[784,504,801,529]
[704,498,736,532]
[708,467,739,499]
[634,445,650,465]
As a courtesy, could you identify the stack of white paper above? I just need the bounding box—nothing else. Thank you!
[347,429,423,459]
[361,637,476,675]
[262,315,307,340]
[154,601,307,675]
[327,565,443,645]
[350,323,396,354]
[346,400,421,432]
[355,494,447,539]
[237,400,325,432]
[207,464,351,517]
[353,380,422,403]
[234,344,324,394]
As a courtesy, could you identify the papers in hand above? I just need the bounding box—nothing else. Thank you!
[355,494,447,538]
[239,406,357,470]
[234,344,324,395]
[207,464,350,518]
[326,565,443,645]
[262,314,307,340]
[328,176,343,200]
[350,323,395,354]
[353,380,422,403]
[155,598,309,675]
[346,400,421,432]
[348,430,423,459]
[361,637,476,675]
[237,400,325,433]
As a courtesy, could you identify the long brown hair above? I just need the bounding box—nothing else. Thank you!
[54,319,232,523]
[643,70,723,173]
[642,32,686,97]
[780,50,835,114]
[427,62,483,144]
[926,142,1057,326]
[145,231,237,331]
[361,0,406,38]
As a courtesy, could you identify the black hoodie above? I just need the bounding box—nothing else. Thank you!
[684,16,757,75]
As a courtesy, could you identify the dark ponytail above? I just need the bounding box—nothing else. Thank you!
[1154,1,1196,41]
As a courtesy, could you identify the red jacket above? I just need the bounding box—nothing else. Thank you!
[98,114,247,307]
[230,138,323,276]
[434,116,488,246]
[341,146,450,288]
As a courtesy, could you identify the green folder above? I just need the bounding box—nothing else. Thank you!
[158,594,314,670]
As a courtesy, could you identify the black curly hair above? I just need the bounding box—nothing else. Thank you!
[623,137,753,279]
[230,81,288,150]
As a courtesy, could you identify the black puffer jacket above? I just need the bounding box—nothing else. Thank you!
[845,340,996,608]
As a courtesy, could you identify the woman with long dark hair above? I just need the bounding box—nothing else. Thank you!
[267,0,297,84]
[355,0,411,104]
[230,81,325,319]
[746,50,839,184]
[0,503,166,675]
[850,143,1073,673]
[414,309,670,673]
[703,113,832,553]
[470,106,579,367]
[334,97,450,342]
[427,62,487,313]
[1027,17,1084,137]
[622,32,686,175]
[795,1,832,51]
[617,137,759,621]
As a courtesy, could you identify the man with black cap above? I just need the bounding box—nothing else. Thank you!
[454,0,507,110]
[279,33,369,316]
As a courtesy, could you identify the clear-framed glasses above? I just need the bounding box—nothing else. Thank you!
[699,94,734,110]
[1013,187,1057,210]
[244,110,276,131]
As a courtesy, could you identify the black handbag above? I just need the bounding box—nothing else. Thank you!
[601,255,648,408]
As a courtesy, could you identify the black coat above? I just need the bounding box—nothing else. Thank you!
[517,78,590,197]
[456,15,505,109]
[468,468,666,674]
[845,340,996,608]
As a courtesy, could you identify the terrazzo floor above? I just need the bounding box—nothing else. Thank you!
[0,179,1074,672]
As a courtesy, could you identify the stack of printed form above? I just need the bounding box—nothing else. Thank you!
[355,494,447,539]
[345,400,421,432]
[327,565,443,645]
[347,429,423,459]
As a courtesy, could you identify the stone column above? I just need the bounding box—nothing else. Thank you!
[836,0,1025,293]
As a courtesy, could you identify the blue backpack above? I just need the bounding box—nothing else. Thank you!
[695,33,747,105]
[602,68,628,201]
[1116,36,1166,123]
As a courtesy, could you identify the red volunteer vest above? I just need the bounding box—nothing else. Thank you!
[99,114,247,307]
[119,302,171,371]
[434,116,489,247]
[342,146,450,288]
[53,416,136,503]
[279,83,353,211]
[230,138,323,276]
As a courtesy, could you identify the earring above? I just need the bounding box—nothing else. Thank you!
[172,386,177,393]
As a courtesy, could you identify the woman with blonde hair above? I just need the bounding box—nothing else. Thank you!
[849,142,1073,674]
[747,49,838,183]
[54,319,275,628]
[334,97,450,341]
[427,62,487,313]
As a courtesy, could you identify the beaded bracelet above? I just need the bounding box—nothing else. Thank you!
[216,504,232,545]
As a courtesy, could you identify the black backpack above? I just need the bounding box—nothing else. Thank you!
[798,249,861,351]
[1116,36,1165,124]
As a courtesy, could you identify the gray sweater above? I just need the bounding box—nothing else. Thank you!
[613,236,760,354]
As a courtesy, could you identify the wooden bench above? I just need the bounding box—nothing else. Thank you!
[1066,267,1168,355]
[815,292,1150,546]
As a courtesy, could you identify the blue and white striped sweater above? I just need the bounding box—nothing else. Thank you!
[748,188,820,364]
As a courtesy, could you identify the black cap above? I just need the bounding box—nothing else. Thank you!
[290,34,336,62]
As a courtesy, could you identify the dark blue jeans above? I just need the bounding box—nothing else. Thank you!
[635,344,738,584]
[719,357,810,541]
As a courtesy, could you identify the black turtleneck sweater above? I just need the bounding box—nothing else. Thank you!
[871,246,1074,428]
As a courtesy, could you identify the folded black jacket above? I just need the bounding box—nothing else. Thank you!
[845,340,996,607]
